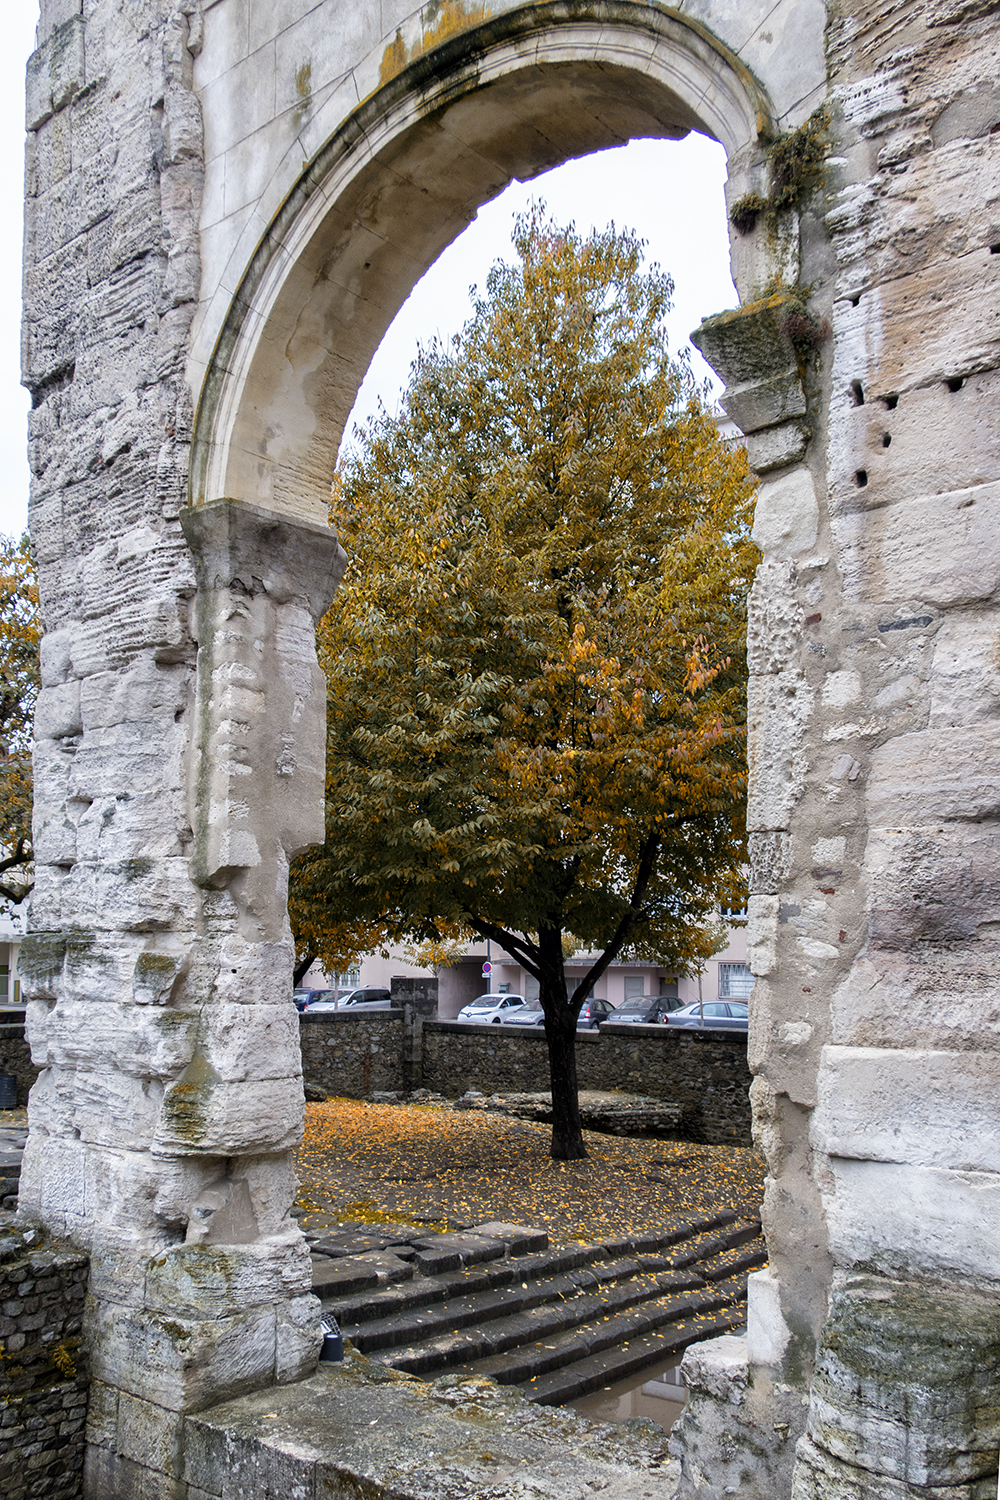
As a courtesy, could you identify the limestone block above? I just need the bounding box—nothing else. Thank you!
[276,1293,323,1384]
[814,1046,1000,1174]
[747,1267,793,1367]
[26,1064,165,1151]
[866,725,1000,825]
[833,480,1000,606]
[749,831,793,893]
[144,1239,313,1320]
[16,1131,88,1233]
[25,16,85,131]
[927,611,1000,727]
[201,1003,302,1083]
[752,467,820,558]
[791,1434,993,1500]
[747,670,814,831]
[747,896,779,977]
[110,1389,187,1484]
[692,296,802,391]
[746,421,810,474]
[156,1064,304,1155]
[87,1299,278,1413]
[236,1155,303,1240]
[864,822,1000,948]
[79,660,190,731]
[208,934,296,1006]
[38,626,74,687]
[721,370,808,434]
[835,251,1000,399]
[804,1275,1000,1487]
[34,679,82,740]
[72,791,189,865]
[747,558,800,675]
[828,368,1000,517]
[69,723,185,800]
[823,1157,1000,1286]
[830,948,1000,1052]
[680,1333,748,1404]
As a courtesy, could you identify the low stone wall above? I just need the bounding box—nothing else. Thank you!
[0,1013,37,1106]
[420,1021,753,1147]
[583,1026,753,1147]
[299,1010,407,1098]
[0,1221,90,1500]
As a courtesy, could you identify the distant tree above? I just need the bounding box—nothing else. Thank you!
[290,209,757,1158]
[0,532,39,908]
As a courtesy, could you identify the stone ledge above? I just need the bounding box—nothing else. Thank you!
[184,1352,681,1499]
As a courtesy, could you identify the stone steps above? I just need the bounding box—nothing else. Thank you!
[310,1213,766,1407]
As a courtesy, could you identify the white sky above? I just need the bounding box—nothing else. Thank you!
[0,10,736,538]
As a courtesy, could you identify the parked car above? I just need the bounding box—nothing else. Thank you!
[304,987,393,1012]
[293,988,335,1012]
[609,995,684,1025]
[666,1000,749,1030]
[498,996,616,1028]
[456,993,526,1023]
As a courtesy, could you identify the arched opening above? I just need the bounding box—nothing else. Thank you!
[191,5,772,521]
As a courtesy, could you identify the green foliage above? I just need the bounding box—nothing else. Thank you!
[730,107,829,234]
[290,208,757,1156]
[0,532,39,907]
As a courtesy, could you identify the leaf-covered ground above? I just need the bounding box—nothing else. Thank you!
[295,1100,764,1243]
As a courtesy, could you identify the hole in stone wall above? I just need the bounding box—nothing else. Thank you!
[850,293,861,306]
[946,376,965,391]
[850,380,864,406]
[881,432,891,447]
[854,469,868,487]
[882,394,899,410]
[991,243,1000,253]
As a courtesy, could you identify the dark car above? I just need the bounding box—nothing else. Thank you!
[666,1000,749,1030]
[293,987,335,1012]
[609,995,684,1025]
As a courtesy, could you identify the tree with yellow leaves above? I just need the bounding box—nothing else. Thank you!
[0,532,39,908]
[291,208,757,1159]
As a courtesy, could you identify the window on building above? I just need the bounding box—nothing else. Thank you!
[623,976,646,1001]
[524,975,540,1001]
[335,968,360,989]
[719,962,753,999]
[720,902,748,922]
[659,978,679,998]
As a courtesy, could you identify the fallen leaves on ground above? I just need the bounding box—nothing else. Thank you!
[296,1100,764,1243]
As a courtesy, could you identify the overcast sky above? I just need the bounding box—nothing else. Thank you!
[0,10,736,538]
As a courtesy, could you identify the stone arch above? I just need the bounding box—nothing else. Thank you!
[190,1,776,524]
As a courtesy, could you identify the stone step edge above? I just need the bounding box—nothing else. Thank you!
[523,1305,748,1406]
[374,1272,750,1379]
[345,1266,712,1356]
[314,1211,754,1319]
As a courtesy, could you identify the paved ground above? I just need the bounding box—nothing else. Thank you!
[294,1098,764,1244]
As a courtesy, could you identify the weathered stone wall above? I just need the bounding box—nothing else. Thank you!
[0,1222,90,1500]
[418,1022,753,1147]
[0,1016,37,1106]
[299,1011,407,1098]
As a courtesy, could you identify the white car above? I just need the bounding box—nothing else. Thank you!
[456,993,527,1024]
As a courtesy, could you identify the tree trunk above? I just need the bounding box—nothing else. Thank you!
[537,924,587,1160]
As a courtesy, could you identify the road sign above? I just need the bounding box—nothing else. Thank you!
[481,961,492,977]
